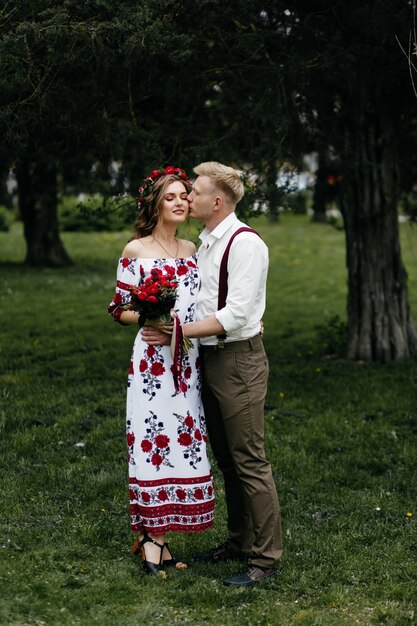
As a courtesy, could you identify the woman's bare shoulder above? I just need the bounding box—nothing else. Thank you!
[121,237,152,258]
[179,239,196,257]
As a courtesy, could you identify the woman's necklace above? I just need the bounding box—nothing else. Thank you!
[153,235,179,258]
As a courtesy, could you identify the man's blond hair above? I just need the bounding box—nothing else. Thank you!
[193,161,244,204]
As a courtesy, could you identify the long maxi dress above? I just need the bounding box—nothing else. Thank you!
[108,255,215,534]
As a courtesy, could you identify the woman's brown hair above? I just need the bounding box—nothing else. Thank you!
[132,174,191,239]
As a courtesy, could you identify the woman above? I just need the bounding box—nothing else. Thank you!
[108,166,215,575]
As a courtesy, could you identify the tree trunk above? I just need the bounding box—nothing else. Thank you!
[341,109,417,362]
[16,158,73,267]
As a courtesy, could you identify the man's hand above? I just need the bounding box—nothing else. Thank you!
[141,326,172,346]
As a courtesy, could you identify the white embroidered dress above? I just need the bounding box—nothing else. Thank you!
[109,255,215,534]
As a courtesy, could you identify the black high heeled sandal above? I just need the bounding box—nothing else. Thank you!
[162,542,187,569]
[131,533,165,575]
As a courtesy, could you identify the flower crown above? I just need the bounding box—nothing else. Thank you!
[137,165,190,210]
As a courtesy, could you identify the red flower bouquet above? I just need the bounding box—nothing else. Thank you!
[126,267,178,328]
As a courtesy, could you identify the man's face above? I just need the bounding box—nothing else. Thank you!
[187,175,216,223]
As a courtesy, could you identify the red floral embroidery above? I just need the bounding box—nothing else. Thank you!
[174,411,206,469]
[178,432,193,446]
[150,361,165,376]
[177,265,188,276]
[152,453,163,466]
[194,488,204,500]
[163,264,176,278]
[140,344,166,399]
[140,411,173,472]
[127,433,135,447]
[155,434,170,449]
[141,439,152,452]
[177,256,199,294]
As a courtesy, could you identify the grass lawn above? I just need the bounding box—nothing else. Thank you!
[1,215,417,626]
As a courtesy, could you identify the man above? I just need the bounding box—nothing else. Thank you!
[143,161,282,586]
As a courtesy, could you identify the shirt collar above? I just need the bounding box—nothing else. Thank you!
[199,212,238,243]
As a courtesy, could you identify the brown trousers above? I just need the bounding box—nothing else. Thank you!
[201,334,282,568]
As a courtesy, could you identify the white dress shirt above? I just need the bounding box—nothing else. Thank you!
[196,212,269,345]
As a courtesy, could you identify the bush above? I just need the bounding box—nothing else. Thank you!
[0,205,12,232]
[58,195,136,232]
[284,189,310,214]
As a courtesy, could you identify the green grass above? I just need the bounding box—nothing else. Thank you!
[1,215,417,626]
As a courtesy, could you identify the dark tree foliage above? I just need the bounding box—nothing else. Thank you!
[282,1,417,361]
[0,1,126,265]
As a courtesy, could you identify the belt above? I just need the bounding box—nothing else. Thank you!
[200,333,263,352]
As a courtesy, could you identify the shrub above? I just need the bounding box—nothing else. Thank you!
[284,190,310,214]
[0,205,12,232]
[58,195,136,232]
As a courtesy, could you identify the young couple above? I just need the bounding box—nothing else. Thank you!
[108,162,282,587]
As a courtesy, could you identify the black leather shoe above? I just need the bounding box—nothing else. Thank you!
[223,564,280,587]
[193,542,250,564]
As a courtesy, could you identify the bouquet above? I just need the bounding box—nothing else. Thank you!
[126,267,178,328]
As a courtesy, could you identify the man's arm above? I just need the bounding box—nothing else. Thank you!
[182,315,224,338]
[141,315,224,344]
